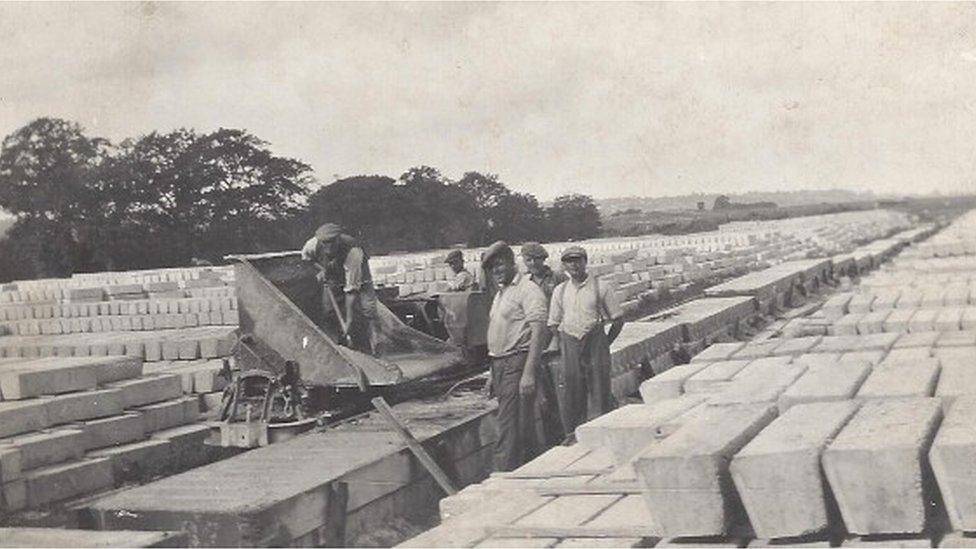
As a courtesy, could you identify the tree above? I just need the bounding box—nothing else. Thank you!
[0,118,110,276]
[712,195,732,210]
[547,193,602,241]
[489,192,547,243]
[304,175,406,253]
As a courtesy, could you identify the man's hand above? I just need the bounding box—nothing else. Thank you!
[519,371,536,396]
[316,271,327,284]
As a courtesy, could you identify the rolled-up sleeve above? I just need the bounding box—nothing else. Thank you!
[522,282,548,324]
[344,247,366,292]
[547,282,565,328]
[300,237,319,262]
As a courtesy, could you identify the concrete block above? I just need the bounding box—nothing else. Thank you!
[1,428,86,470]
[853,333,899,353]
[848,295,875,314]
[136,397,196,433]
[871,290,901,311]
[813,336,863,354]
[793,353,840,367]
[1,478,26,512]
[896,290,923,310]
[109,374,183,408]
[178,339,200,360]
[89,355,143,384]
[151,423,212,471]
[936,331,976,348]
[0,527,188,548]
[935,347,975,367]
[770,336,823,357]
[0,400,51,438]
[90,438,173,484]
[731,356,793,379]
[77,412,147,450]
[144,339,162,361]
[822,398,943,535]
[838,351,886,366]
[857,311,890,335]
[884,310,916,333]
[893,331,940,349]
[938,532,976,548]
[192,361,227,393]
[42,388,124,425]
[0,446,22,483]
[161,340,181,361]
[639,363,712,402]
[731,401,860,538]
[0,360,98,399]
[709,362,806,407]
[935,308,963,332]
[935,362,976,412]
[884,347,933,364]
[962,308,976,331]
[576,395,705,464]
[833,314,863,336]
[635,403,778,537]
[685,360,750,393]
[24,457,115,507]
[691,342,746,363]
[909,309,939,333]
[856,361,939,400]
[778,358,872,413]
[732,340,783,360]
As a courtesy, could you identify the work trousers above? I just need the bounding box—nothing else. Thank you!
[555,326,615,435]
[492,351,566,472]
[320,283,379,354]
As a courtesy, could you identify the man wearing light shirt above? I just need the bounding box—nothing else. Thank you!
[444,249,475,291]
[548,245,625,435]
[483,241,549,471]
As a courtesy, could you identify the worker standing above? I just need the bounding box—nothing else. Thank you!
[548,246,625,435]
[301,223,380,355]
[483,241,549,471]
[519,241,566,446]
[444,249,475,291]
[520,242,567,301]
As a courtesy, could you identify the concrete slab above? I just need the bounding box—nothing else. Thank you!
[513,494,622,531]
[0,400,51,438]
[853,333,900,353]
[90,438,173,485]
[813,336,864,354]
[0,527,187,548]
[934,347,975,366]
[77,412,147,450]
[909,309,939,333]
[0,359,98,399]
[634,403,778,537]
[685,360,751,393]
[731,401,859,539]
[962,308,976,331]
[935,308,963,332]
[930,396,976,532]
[833,314,863,336]
[857,311,890,335]
[24,457,115,507]
[769,336,823,357]
[692,342,746,363]
[42,388,124,425]
[939,532,976,548]
[108,374,183,408]
[884,347,933,364]
[709,362,806,407]
[884,310,917,333]
[838,351,886,366]
[732,340,784,360]
[822,398,943,535]
[135,397,197,433]
[556,537,644,548]
[778,359,872,413]
[856,361,939,400]
[848,295,875,314]
[935,331,976,348]
[639,363,712,402]
[1,428,86,469]
[576,395,706,465]
[0,446,21,483]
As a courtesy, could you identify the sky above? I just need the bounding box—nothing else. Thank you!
[1,2,975,200]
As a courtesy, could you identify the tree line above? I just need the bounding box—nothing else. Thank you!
[0,118,601,282]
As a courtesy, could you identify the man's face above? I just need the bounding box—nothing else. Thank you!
[562,256,587,279]
[490,257,517,286]
[523,255,547,276]
[448,258,464,273]
[321,237,340,257]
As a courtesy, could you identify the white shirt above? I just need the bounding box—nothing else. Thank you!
[548,274,623,340]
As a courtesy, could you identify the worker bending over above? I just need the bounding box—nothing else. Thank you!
[548,246,625,435]
[483,241,549,471]
[444,249,475,291]
[301,223,379,355]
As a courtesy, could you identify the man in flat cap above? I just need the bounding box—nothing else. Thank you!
[301,223,379,355]
[520,242,567,303]
[482,240,550,471]
[444,249,475,292]
[548,245,625,435]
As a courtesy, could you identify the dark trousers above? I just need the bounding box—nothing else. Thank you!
[491,352,539,472]
[555,327,615,435]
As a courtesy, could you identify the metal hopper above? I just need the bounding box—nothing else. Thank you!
[227,252,465,391]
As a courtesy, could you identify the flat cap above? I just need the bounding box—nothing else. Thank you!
[445,249,464,264]
[314,223,343,242]
[560,245,588,261]
[520,242,548,259]
[481,241,513,270]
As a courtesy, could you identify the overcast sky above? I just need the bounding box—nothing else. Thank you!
[1,2,974,200]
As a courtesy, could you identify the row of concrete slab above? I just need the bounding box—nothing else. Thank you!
[402,210,976,548]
